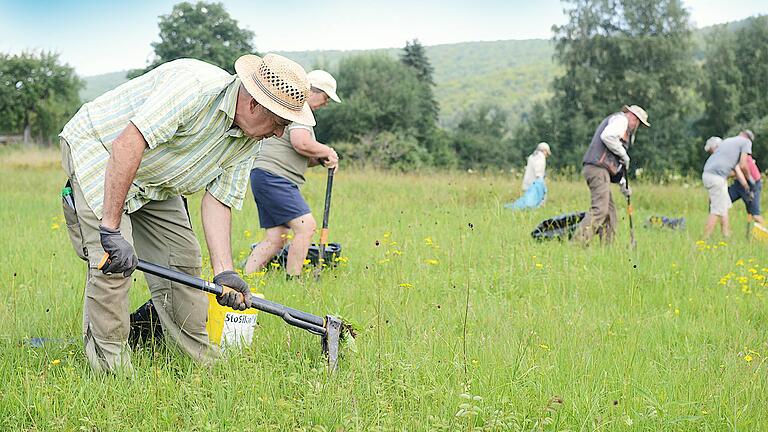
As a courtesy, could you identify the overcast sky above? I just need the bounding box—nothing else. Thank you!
[0,0,765,76]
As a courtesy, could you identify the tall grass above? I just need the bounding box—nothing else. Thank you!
[1,150,766,430]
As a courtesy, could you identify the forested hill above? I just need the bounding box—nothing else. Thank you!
[275,39,558,127]
[80,17,753,128]
[80,38,557,127]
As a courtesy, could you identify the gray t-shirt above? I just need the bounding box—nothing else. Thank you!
[703,136,752,178]
[252,122,313,186]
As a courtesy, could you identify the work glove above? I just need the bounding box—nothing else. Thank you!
[619,177,632,197]
[620,154,630,170]
[99,225,138,277]
[214,270,252,311]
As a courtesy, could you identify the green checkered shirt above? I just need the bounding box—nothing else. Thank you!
[60,59,259,219]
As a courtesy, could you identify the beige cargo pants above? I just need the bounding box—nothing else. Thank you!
[61,140,218,373]
[573,164,617,245]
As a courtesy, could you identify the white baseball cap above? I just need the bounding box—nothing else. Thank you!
[536,142,551,155]
[307,70,341,103]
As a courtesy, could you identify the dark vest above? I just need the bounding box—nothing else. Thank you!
[582,113,632,177]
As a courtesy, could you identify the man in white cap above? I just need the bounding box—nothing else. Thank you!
[573,105,649,245]
[702,130,756,238]
[59,53,314,373]
[521,142,551,192]
[244,70,341,278]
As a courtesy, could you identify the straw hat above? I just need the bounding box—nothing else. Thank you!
[307,70,341,103]
[235,54,315,126]
[622,105,650,127]
[536,142,551,155]
[704,136,722,153]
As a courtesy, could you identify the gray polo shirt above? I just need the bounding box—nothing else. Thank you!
[703,136,752,178]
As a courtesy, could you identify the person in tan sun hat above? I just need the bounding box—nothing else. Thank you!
[244,69,342,278]
[58,53,312,373]
[573,104,649,246]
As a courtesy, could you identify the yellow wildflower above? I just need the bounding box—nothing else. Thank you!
[736,259,745,266]
[674,308,680,316]
[424,259,439,265]
[303,259,311,266]
[244,230,252,238]
[51,359,61,365]
[398,283,413,288]
[51,223,60,230]
[535,263,543,269]
[538,344,550,351]
[270,262,280,268]
[424,237,433,245]
[745,354,753,362]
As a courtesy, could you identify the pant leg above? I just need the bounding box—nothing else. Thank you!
[573,165,612,245]
[604,189,617,244]
[129,196,219,365]
[61,139,133,373]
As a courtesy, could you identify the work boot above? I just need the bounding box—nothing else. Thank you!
[128,300,164,348]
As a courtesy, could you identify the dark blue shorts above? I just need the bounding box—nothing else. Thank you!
[729,179,762,216]
[250,168,310,229]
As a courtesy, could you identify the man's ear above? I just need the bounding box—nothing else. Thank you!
[250,98,259,112]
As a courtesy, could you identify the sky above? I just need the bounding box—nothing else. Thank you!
[0,0,766,76]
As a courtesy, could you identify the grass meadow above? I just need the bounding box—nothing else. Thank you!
[1,146,767,431]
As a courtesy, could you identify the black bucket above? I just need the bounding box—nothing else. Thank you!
[531,212,586,241]
[259,242,342,269]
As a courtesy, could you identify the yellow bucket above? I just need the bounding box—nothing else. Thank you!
[206,292,264,349]
[751,223,768,243]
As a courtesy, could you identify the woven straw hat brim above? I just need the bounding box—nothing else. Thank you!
[235,55,316,126]
[622,105,650,128]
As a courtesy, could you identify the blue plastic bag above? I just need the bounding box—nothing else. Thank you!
[504,178,547,210]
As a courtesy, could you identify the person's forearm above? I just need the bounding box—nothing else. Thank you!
[201,191,234,274]
[102,122,148,229]
[734,165,749,188]
[601,134,628,159]
[293,140,333,159]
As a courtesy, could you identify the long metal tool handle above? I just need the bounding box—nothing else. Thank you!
[319,168,334,245]
[626,177,637,250]
[134,259,327,335]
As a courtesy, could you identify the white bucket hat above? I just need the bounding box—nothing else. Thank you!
[307,70,341,103]
[234,54,315,126]
[536,142,551,155]
[622,105,650,127]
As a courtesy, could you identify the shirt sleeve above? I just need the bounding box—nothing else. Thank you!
[743,138,753,155]
[600,114,629,160]
[206,155,255,210]
[130,72,206,149]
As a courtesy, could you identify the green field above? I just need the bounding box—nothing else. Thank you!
[1,147,767,430]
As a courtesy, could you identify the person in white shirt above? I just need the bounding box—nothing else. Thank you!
[522,142,551,191]
[573,105,650,245]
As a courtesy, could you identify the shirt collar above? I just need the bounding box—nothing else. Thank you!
[218,77,242,135]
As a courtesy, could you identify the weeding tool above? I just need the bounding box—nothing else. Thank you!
[319,167,335,266]
[99,255,346,371]
[625,177,637,250]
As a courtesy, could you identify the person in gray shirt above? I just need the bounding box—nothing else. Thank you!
[702,130,755,238]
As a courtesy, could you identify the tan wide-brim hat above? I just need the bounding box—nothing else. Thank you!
[235,54,316,126]
[307,70,341,103]
[622,105,650,127]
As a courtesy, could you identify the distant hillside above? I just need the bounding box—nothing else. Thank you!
[80,16,757,128]
[276,39,558,127]
[80,70,129,102]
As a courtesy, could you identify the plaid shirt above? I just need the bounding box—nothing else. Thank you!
[60,59,259,219]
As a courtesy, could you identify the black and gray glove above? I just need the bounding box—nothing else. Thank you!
[214,270,253,311]
[99,225,138,277]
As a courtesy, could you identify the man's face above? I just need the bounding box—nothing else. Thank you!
[626,112,640,131]
[307,89,329,111]
[239,99,290,139]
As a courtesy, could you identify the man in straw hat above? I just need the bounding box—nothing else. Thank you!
[244,70,341,278]
[59,53,314,373]
[702,130,756,238]
[573,105,649,245]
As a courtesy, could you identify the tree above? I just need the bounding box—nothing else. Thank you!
[0,51,83,145]
[450,105,520,170]
[401,39,434,85]
[699,27,741,138]
[531,0,701,172]
[129,1,255,78]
